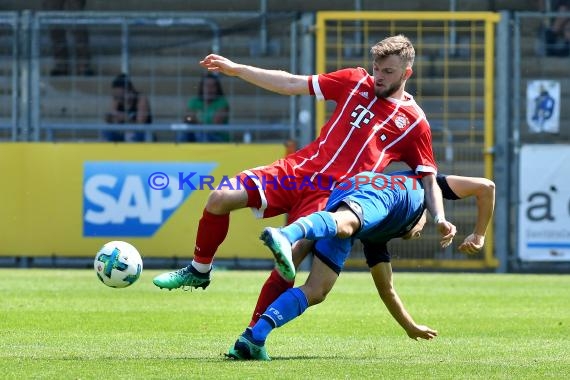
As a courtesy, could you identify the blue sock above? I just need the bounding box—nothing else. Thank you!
[279,223,305,244]
[280,211,337,243]
[250,287,309,343]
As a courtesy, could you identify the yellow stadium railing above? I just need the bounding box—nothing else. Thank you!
[315,11,500,270]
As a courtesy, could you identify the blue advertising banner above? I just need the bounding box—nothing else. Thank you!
[83,162,217,237]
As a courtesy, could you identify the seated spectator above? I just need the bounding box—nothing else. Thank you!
[103,73,153,142]
[540,0,570,57]
[176,73,230,143]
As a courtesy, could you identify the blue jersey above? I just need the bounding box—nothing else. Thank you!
[314,170,425,274]
[313,171,461,273]
[326,170,424,242]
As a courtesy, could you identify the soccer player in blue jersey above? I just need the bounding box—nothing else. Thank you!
[227,171,495,360]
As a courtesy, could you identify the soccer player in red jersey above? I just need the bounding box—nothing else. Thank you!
[152,35,456,299]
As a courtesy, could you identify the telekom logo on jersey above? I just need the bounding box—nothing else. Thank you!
[350,105,374,129]
[349,104,410,132]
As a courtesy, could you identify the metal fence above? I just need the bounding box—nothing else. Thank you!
[3,11,307,143]
[503,11,570,273]
[314,11,500,270]
[2,9,570,271]
[0,12,18,141]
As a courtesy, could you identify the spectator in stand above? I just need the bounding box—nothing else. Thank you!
[103,73,153,143]
[177,73,230,143]
[42,0,94,76]
[540,0,570,57]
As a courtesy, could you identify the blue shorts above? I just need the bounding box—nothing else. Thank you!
[328,174,421,240]
[313,237,353,275]
[313,172,423,274]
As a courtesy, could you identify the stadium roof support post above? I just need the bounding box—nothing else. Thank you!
[18,10,32,142]
[494,11,511,273]
[259,0,267,56]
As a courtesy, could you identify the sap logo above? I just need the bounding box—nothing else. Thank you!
[83,162,217,237]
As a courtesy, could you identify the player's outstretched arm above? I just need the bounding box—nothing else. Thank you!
[445,175,495,254]
[370,262,438,341]
[199,53,310,96]
[421,174,456,248]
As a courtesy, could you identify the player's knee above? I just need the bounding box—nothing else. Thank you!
[332,209,360,238]
[205,188,241,213]
[292,241,312,267]
[336,224,356,239]
[303,285,330,305]
[312,288,329,305]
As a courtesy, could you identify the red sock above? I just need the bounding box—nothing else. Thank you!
[193,209,230,264]
[248,269,294,327]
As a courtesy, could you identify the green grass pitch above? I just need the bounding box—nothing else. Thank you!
[1,268,569,379]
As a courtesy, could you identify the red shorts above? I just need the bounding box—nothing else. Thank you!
[237,158,331,223]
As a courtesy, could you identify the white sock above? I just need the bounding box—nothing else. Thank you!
[191,261,211,273]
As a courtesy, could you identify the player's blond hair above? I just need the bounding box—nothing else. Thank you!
[370,34,415,68]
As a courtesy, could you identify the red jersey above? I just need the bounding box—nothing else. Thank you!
[287,67,437,185]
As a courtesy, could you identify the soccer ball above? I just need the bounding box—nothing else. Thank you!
[94,241,143,288]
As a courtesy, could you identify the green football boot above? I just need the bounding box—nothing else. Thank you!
[260,227,296,281]
[152,265,210,290]
[226,331,271,361]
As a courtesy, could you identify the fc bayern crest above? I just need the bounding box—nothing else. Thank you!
[394,113,409,129]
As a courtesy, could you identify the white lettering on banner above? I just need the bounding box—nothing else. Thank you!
[518,145,570,261]
[82,161,216,237]
[85,174,183,225]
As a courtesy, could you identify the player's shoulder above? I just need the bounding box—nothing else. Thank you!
[337,66,368,75]
[323,66,370,81]
[354,67,373,82]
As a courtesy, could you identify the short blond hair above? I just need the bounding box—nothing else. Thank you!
[370,34,415,68]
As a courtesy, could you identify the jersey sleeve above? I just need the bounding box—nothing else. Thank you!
[362,240,391,267]
[402,125,438,177]
[308,67,367,102]
[436,174,461,200]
